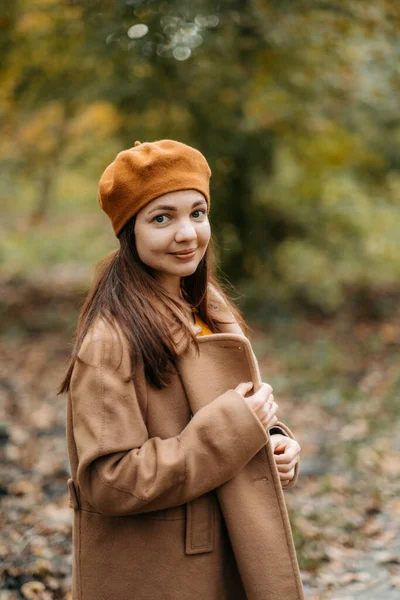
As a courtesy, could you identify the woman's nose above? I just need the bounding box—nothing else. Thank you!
[174,220,197,241]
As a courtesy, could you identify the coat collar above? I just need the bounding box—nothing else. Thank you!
[174,284,263,406]
[170,284,248,355]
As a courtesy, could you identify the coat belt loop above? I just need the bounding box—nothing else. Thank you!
[185,493,215,554]
[67,477,80,510]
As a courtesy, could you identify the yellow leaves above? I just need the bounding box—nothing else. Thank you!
[290,122,383,173]
[243,88,290,129]
[20,580,47,600]
[69,103,122,140]
[131,102,192,134]
[8,479,39,497]
[29,559,53,576]
[133,63,152,78]
[380,322,400,344]
[19,102,64,155]
[16,0,83,36]
[32,0,59,6]
[18,102,64,156]
[7,101,123,168]
[16,11,53,36]
[218,87,239,106]
[243,98,277,128]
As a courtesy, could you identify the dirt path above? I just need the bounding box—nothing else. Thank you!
[1,327,399,599]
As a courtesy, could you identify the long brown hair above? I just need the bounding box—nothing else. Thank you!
[57,215,248,393]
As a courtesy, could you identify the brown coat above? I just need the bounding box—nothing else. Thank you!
[66,287,304,599]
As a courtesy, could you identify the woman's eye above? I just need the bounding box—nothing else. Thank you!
[152,209,206,224]
[153,214,167,224]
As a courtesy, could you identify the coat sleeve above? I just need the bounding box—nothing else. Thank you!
[70,326,270,517]
[269,422,300,489]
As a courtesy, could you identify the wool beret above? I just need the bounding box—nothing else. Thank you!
[98,139,212,237]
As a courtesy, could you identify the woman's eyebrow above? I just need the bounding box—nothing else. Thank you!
[148,199,206,215]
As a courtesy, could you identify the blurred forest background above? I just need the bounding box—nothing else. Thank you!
[1,1,400,599]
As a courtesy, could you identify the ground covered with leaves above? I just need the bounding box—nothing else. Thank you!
[252,312,400,599]
[1,288,399,599]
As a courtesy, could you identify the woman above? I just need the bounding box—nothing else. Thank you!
[58,139,304,600]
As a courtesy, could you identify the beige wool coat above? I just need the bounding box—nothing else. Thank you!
[66,286,304,600]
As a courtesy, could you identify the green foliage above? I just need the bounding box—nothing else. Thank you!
[1,216,115,281]
[1,0,400,313]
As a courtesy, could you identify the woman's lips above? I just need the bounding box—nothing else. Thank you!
[171,249,196,260]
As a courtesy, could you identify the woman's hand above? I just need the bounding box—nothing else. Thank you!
[234,381,278,431]
[270,433,301,485]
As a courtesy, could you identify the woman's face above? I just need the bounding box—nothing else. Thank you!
[134,189,211,294]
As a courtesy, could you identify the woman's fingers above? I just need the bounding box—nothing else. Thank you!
[262,383,273,397]
[276,455,299,473]
[274,442,301,464]
[279,469,295,482]
[235,381,254,397]
[259,399,278,429]
[241,382,280,432]
[253,383,274,406]
[264,400,278,415]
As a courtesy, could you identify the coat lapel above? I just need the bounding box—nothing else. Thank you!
[175,300,305,600]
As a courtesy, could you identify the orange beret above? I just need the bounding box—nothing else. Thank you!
[98,139,212,237]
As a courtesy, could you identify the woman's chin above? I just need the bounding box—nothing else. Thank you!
[169,260,200,275]
[176,264,199,275]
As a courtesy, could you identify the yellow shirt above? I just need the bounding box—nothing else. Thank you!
[180,288,213,336]
[192,308,213,336]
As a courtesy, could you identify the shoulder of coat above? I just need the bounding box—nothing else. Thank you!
[86,315,122,344]
[207,282,226,310]
[78,315,126,368]
[207,282,239,324]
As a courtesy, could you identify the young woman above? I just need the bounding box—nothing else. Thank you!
[58,139,304,600]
